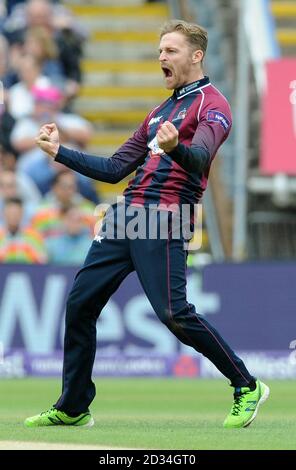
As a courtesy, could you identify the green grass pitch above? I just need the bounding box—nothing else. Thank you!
[0,378,295,449]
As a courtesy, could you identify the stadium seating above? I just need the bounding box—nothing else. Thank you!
[272,1,296,56]
[66,0,170,201]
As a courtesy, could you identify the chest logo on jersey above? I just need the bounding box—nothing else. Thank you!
[172,108,187,122]
[148,116,162,126]
[207,110,230,131]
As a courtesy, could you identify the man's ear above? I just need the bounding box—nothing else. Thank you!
[192,49,204,64]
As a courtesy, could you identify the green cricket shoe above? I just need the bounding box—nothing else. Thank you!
[223,380,269,429]
[24,407,94,428]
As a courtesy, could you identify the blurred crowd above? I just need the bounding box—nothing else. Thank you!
[0,0,99,266]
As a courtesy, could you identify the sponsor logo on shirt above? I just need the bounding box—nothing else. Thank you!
[148,116,162,126]
[172,108,187,122]
[207,110,230,131]
[178,82,200,96]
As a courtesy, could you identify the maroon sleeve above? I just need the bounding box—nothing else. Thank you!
[192,92,232,160]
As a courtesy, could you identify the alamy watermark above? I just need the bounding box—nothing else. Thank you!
[93,198,203,251]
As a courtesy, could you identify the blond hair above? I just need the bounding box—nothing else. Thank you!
[160,20,208,60]
[25,26,58,60]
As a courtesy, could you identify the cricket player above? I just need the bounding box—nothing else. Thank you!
[25,20,269,429]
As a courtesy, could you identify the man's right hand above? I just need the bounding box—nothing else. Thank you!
[36,123,60,158]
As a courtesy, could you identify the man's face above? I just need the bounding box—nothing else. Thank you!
[27,1,52,28]
[0,172,18,199]
[54,173,77,205]
[63,207,84,236]
[4,203,23,232]
[34,100,57,123]
[159,32,200,90]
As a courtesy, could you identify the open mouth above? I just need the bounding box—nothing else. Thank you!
[162,67,173,78]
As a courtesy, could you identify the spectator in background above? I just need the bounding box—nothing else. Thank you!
[3,0,84,104]
[0,34,8,77]
[0,145,41,202]
[0,169,18,196]
[11,84,92,156]
[5,1,25,17]
[43,170,96,215]
[24,26,65,88]
[3,0,54,44]
[54,13,84,104]
[0,144,16,171]
[46,205,93,265]
[0,196,47,263]
[0,168,41,223]
[25,0,85,98]
[0,3,6,30]
[0,89,16,152]
[32,170,96,238]
[11,83,97,202]
[0,32,23,89]
[7,54,51,119]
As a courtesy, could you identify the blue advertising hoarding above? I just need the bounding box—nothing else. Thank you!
[0,263,295,378]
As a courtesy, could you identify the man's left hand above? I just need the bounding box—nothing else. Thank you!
[157,121,179,153]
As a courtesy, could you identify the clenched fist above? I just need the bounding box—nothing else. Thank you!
[156,121,179,153]
[36,123,60,158]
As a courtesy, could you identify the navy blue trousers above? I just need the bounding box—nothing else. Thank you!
[55,204,253,414]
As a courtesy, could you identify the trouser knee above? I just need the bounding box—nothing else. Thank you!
[156,305,185,329]
[161,301,198,329]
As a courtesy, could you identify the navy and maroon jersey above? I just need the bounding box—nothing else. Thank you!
[56,76,232,208]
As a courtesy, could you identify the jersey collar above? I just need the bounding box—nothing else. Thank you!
[174,76,210,99]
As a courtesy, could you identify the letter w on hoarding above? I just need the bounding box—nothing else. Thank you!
[290,80,296,138]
